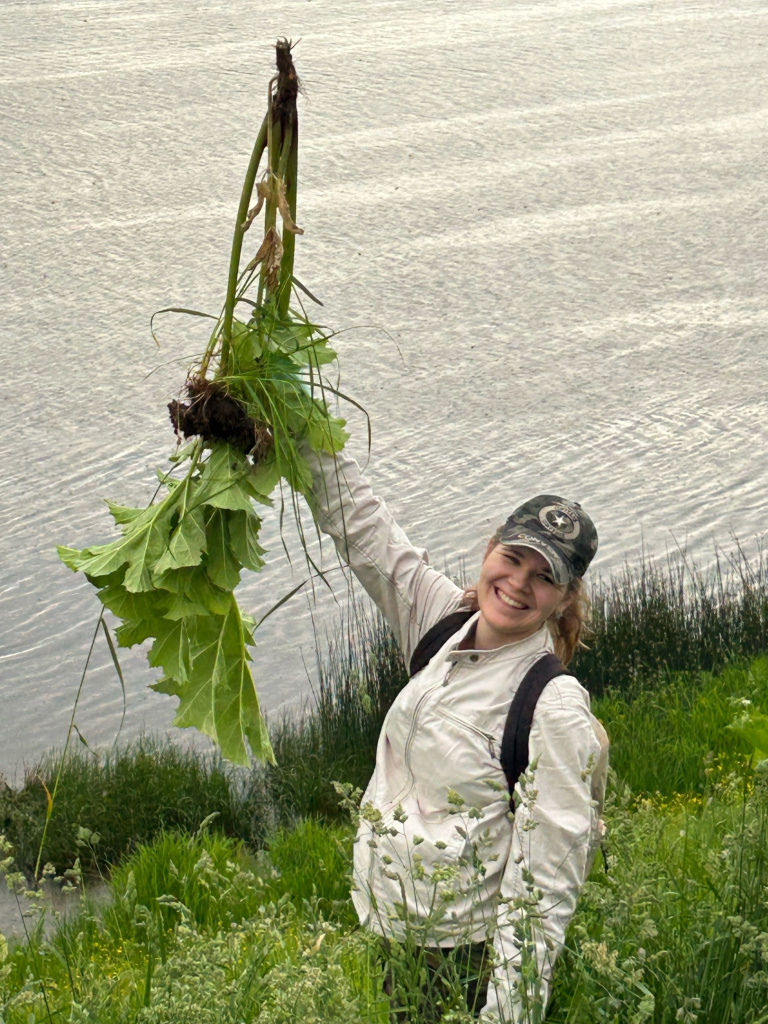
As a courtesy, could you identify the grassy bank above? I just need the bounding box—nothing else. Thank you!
[575,543,768,694]
[0,738,276,876]
[0,701,766,1022]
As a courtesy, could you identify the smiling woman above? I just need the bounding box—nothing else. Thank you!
[468,494,598,658]
[303,444,609,1022]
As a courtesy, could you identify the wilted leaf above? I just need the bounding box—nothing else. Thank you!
[241,181,268,231]
[274,174,303,235]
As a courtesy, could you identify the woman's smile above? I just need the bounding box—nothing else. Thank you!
[494,587,528,610]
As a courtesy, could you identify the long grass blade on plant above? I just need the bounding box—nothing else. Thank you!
[58,40,357,767]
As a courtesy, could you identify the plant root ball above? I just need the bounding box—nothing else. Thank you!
[168,377,271,458]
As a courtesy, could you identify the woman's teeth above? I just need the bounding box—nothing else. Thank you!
[496,589,526,610]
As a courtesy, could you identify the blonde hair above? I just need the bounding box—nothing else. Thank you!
[462,537,592,668]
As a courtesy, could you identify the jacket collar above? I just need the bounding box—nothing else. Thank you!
[445,612,554,664]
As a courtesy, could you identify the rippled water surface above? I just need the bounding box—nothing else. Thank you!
[1,0,766,779]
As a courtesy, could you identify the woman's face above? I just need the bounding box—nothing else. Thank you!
[475,543,572,649]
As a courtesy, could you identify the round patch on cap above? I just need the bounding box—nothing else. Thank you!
[538,503,581,541]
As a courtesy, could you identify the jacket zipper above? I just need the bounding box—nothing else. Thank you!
[403,683,443,776]
[434,705,498,761]
[403,659,461,775]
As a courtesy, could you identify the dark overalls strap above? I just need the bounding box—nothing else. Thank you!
[501,652,565,812]
[408,609,475,678]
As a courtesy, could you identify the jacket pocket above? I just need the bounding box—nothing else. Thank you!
[433,705,498,761]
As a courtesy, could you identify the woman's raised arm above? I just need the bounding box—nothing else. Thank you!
[302,444,464,664]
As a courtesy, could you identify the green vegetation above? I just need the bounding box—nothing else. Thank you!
[0,737,274,875]
[267,609,406,820]
[5,547,768,869]
[57,41,354,767]
[549,772,768,1022]
[3,550,768,1020]
[1,681,767,1022]
[22,32,768,1019]
[594,657,768,795]
[0,607,403,877]
[0,825,387,1024]
[575,544,768,694]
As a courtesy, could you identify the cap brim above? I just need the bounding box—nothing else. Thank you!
[496,529,573,586]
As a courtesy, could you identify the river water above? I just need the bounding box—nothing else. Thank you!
[1,0,766,781]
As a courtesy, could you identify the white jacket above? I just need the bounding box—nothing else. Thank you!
[305,445,609,1023]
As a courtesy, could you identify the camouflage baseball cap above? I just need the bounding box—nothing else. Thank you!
[497,494,598,585]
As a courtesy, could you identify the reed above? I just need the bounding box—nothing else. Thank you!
[268,541,768,813]
[267,606,406,820]
[575,542,768,694]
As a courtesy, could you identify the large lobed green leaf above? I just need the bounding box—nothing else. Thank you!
[151,598,274,765]
[58,302,352,766]
[58,442,304,765]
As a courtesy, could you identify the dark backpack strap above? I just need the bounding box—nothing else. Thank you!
[408,610,475,678]
[500,652,565,813]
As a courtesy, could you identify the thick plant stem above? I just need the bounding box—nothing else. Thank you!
[277,118,299,319]
[221,114,269,370]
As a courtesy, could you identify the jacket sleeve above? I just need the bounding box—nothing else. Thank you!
[302,444,464,664]
[479,677,603,1023]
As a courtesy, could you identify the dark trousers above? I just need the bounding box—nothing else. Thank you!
[381,940,492,1022]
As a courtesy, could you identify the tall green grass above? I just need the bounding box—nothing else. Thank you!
[0,736,275,875]
[0,821,384,1024]
[575,543,768,695]
[262,818,356,920]
[3,768,768,1022]
[549,772,768,1023]
[268,607,406,821]
[107,829,261,934]
[593,657,768,795]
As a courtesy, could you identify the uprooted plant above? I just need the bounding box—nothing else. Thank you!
[59,41,355,766]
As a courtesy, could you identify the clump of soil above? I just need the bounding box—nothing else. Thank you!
[169,377,271,458]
